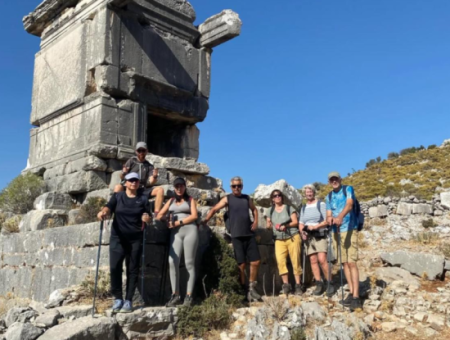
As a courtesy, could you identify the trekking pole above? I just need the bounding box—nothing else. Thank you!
[92,220,104,317]
[302,236,306,289]
[327,228,332,297]
[337,227,344,310]
[141,219,148,310]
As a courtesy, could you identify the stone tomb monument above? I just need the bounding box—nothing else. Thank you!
[0,0,242,305]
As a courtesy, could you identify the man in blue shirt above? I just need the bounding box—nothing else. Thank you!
[325,171,361,311]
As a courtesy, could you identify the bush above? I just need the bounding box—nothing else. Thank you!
[440,243,450,259]
[80,270,111,299]
[76,197,107,224]
[291,327,307,340]
[387,152,399,159]
[177,294,232,338]
[421,218,436,229]
[0,173,45,214]
[413,231,438,244]
[428,144,437,150]
[2,215,22,234]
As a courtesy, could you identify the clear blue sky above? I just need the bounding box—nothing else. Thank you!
[1,0,450,192]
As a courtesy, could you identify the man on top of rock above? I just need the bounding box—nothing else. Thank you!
[325,171,362,311]
[202,176,262,302]
[114,142,164,213]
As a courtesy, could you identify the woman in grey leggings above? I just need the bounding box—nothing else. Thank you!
[156,177,198,307]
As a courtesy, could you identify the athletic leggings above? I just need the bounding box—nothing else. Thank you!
[168,224,199,294]
[109,235,142,301]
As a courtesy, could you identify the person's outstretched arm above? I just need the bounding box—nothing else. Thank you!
[203,196,228,224]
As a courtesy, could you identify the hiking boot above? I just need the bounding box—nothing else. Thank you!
[324,280,336,297]
[294,284,303,295]
[183,295,193,307]
[112,299,123,312]
[119,300,133,313]
[350,297,363,312]
[282,283,291,295]
[247,282,262,302]
[313,281,325,296]
[339,294,353,307]
[166,294,181,308]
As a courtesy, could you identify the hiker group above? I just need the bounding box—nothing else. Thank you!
[96,142,364,313]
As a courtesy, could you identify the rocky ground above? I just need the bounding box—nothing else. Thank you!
[1,210,449,339]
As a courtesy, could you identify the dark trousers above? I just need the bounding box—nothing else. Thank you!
[109,235,143,301]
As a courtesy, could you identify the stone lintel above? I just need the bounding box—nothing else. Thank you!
[198,10,242,48]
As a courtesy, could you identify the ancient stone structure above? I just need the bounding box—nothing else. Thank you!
[24,0,242,196]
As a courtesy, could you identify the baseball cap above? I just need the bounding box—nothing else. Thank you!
[135,142,148,150]
[125,172,140,181]
[328,171,341,180]
[173,177,186,186]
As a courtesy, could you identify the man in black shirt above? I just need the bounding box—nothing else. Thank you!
[203,176,262,302]
[113,142,164,213]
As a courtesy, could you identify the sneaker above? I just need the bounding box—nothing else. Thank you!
[294,284,303,295]
[112,299,123,312]
[183,295,193,307]
[339,294,353,307]
[324,280,336,297]
[350,297,363,311]
[247,282,262,302]
[313,281,325,296]
[119,300,133,313]
[282,283,291,295]
[166,294,181,307]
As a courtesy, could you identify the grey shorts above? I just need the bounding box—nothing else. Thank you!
[305,236,328,256]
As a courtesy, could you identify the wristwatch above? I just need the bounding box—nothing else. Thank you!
[179,220,184,226]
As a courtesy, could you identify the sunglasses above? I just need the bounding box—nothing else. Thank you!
[127,178,139,183]
[272,194,282,198]
[136,149,147,153]
[231,185,243,189]
[174,184,185,189]
[329,177,339,182]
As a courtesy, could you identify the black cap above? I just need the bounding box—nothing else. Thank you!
[173,177,186,186]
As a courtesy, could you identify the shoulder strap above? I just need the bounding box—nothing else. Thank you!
[316,199,323,220]
[286,205,291,216]
[328,191,332,202]
[270,205,275,219]
[342,185,347,197]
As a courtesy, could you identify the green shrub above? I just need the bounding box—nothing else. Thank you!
[291,327,307,340]
[176,294,232,338]
[2,216,22,234]
[0,173,45,214]
[75,197,107,224]
[80,270,111,299]
[387,152,399,159]
[428,144,437,150]
[422,218,436,229]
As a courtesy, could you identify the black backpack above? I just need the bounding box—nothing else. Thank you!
[328,185,364,231]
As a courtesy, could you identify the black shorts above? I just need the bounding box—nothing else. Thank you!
[231,236,261,265]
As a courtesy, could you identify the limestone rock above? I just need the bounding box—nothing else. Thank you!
[34,192,72,211]
[45,289,67,308]
[254,179,302,209]
[84,189,112,202]
[380,251,445,280]
[199,10,242,48]
[56,305,93,319]
[5,307,38,327]
[381,322,397,332]
[147,155,210,175]
[412,204,433,214]
[82,156,107,172]
[375,267,420,287]
[441,192,450,209]
[369,205,388,218]
[427,314,445,331]
[37,316,116,340]
[19,210,67,232]
[4,322,43,340]
[34,310,60,328]
[301,302,326,321]
[115,307,177,338]
[68,209,80,225]
[396,202,412,215]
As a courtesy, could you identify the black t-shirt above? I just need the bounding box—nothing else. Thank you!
[106,192,150,240]
[228,194,253,238]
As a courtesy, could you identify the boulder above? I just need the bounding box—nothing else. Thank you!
[369,205,388,218]
[4,322,43,340]
[440,192,450,209]
[19,210,68,232]
[254,179,302,209]
[82,156,108,172]
[146,155,210,175]
[109,171,122,190]
[34,192,72,211]
[56,305,93,319]
[5,307,38,327]
[412,204,433,215]
[198,10,242,48]
[427,314,445,331]
[68,209,81,225]
[380,251,445,280]
[34,310,61,328]
[45,289,68,308]
[37,316,116,340]
[84,189,112,202]
[375,267,420,287]
[396,202,412,215]
[301,302,326,321]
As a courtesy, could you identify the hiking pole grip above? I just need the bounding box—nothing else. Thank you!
[92,220,104,317]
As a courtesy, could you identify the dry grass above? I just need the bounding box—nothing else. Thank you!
[412,231,439,245]
[0,292,30,317]
[2,215,21,233]
[358,232,368,248]
[79,270,111,300]
[367,217,388,227]
[440,243,450,259]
